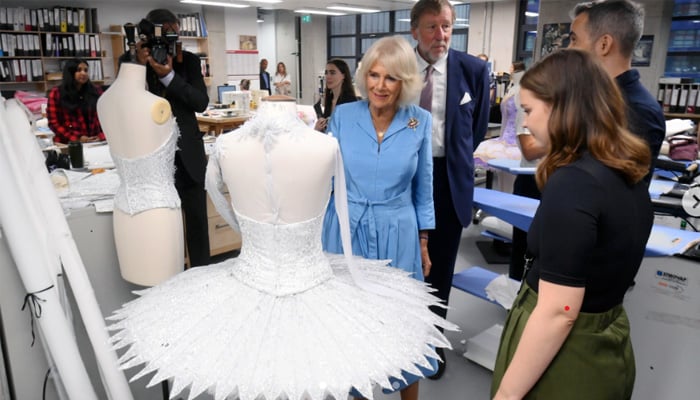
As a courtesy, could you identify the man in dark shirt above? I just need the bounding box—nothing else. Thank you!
[121,9,211,267]
[569,0,665,184]
[259,59,271,95]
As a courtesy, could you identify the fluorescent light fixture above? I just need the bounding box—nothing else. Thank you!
[180,0,250,8]
[327,4,380,13]
[412,0,462,4]
[257,18,265,22]
[525,11,539,17]
[294,9,346,16]
[245,0,283,3]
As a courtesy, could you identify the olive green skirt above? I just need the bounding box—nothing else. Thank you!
[491,283,635,400]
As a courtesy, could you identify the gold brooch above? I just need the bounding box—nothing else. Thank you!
[407,117,419,130]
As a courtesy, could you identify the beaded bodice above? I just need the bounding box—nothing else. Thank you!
[112,125,180,215]
[233,211,333,296]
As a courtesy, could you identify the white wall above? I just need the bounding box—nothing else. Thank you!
[468,1,519,74]
[258,10,278,75]
[204,7,226,101]
[299,15,328,105]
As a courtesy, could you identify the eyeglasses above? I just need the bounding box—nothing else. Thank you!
[420,23,453,35]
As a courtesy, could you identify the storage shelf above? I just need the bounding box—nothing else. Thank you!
[0,30,107,89]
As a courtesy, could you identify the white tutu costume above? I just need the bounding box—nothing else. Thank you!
[107,100,457,400]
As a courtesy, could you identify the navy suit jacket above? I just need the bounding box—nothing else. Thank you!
[260,70,271,94]
[443,49,490,226]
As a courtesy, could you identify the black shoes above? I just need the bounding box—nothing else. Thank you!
[428,347,446,380]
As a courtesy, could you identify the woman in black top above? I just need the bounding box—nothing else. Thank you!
[491,49,653,400]
[314,59,357,132]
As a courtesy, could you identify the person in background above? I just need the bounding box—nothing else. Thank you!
[412,0,490,379]
[322,36,435,400]
[491,49,652,400]
[273,62,292,96]
[507,60,546,281]
[239,79,251,91]
[568,0,664,185]
[121,8,211,267]
[314,58,357,132]
[259,59,271,95]
[477,53,496,107]
[48,58,104,144]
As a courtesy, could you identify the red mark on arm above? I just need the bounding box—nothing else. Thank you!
[564,306,570,311]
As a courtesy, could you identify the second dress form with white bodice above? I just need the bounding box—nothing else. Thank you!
[97,62,184,286]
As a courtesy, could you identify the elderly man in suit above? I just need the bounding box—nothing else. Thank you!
[411,0,490,380]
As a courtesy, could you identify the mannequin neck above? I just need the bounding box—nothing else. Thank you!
[258,97,297,118]
[114,63,147,90]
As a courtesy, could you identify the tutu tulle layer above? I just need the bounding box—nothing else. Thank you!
[108,254,457,400]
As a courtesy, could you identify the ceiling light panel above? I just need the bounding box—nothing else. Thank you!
[294,9,347,16]
[327,4,381,13]
[181,0,250,8]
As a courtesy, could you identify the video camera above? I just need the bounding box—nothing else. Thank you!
[137,19,180,65]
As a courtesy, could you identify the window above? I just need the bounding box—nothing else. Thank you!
[516,0,539,67]
[328,4,471,76]
[330,15,356,35]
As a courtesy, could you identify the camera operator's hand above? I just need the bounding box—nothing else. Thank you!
[148,54,173,78]
[134,40,150,65]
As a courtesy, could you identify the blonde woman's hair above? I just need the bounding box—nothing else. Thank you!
[355,36,422,107]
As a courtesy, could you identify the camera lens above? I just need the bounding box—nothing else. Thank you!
[152,46,168,65]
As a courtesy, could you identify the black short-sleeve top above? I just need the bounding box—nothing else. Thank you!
[525,153,653,313]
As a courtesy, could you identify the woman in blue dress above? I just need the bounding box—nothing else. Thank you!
[321,35,435,400]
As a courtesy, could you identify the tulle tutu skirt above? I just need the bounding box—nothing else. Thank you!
[108,254,457,400]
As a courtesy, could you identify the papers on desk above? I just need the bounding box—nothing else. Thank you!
[51,168,119,212]
[487,158,536,175]
[83,142,114,170]
[199,109,251,119]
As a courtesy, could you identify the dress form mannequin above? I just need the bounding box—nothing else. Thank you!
[97,63,184,286]
[217,95,336,223]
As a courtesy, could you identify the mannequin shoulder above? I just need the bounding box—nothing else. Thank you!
[150,98,172,124]
[303,128,337,145]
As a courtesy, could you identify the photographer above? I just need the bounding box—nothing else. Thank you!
[119,9,210,267]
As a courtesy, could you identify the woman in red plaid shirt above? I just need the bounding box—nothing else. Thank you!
[47,58,105,144]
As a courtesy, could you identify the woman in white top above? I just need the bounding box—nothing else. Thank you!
[272,62,292,96]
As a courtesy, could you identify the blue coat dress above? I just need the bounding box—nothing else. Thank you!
[322,100,435,280]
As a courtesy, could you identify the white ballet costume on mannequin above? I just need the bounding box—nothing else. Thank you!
[108,98,457,400]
